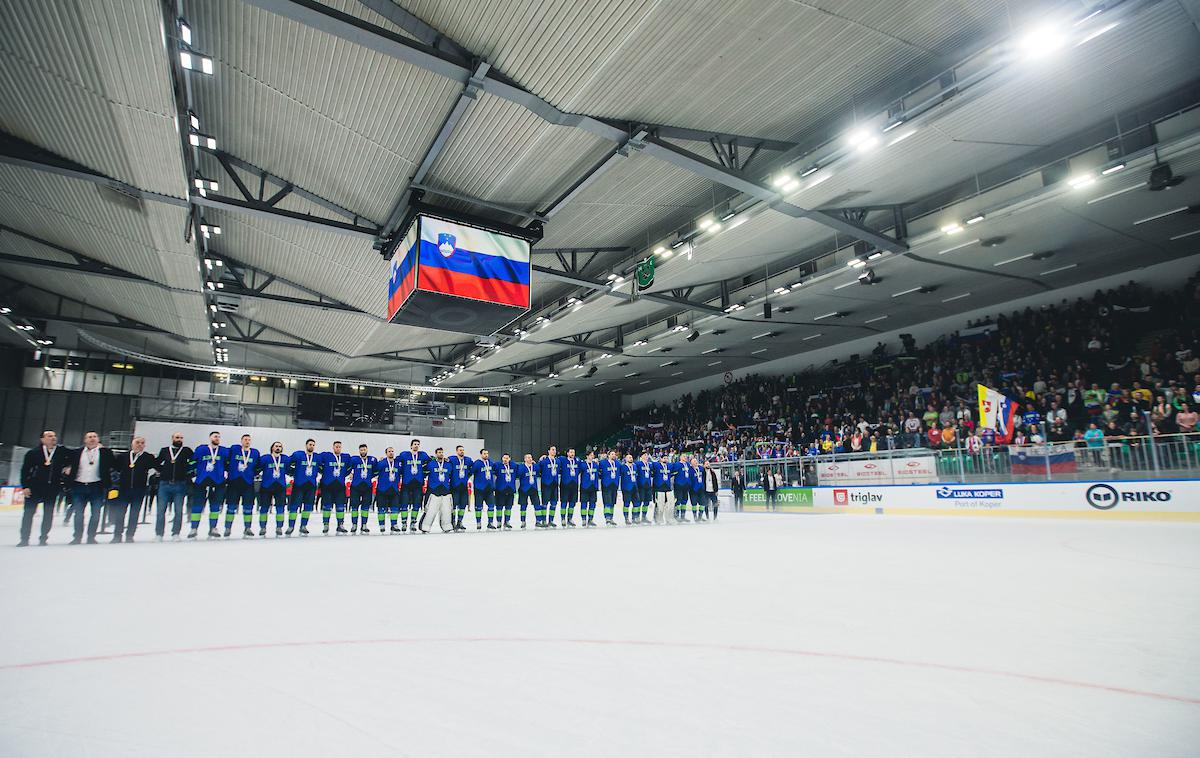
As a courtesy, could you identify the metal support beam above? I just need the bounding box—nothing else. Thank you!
[540,337,623,354]
[539,131,646,219]
[637,135,908,254]
[380,61,491,243]
[209,149,372,223]
[0,130,188,208]
[407,183,547,223]
[191,192,380,239]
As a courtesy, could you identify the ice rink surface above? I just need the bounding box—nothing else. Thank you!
[0,509,1197,757]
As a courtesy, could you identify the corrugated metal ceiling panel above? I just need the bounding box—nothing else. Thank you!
[208,209,385,313]
[400,0,1075,139]
[1,264,208,339]
[0,0,185,197]
[184,0,464,223]
[534,149,714,249]
[423,92,612,208]
[0,165,200,291]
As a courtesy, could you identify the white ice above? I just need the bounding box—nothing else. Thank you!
[0,510,1197,757]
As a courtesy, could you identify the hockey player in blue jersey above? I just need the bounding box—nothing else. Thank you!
[537,446,561,528]
[516,453,542,528]
[257,441,289,537]
[559,447,581,528]
[493,453,517,529]
[348,444,376,534]
[472,449,496,529]
[375,447,402,533]
[690,454,706,522]
[420,448,454,533]
[600,450,621,526]
[579,451,600,527]
[449,444,473,532]
[319,441,352,534]
[671,453,691,522]
[287,439,320,535]
[189,431,228,539]
[619,454,638,525]
[398,439,430,532]
[636,452,653,525]
[651,452,673,524]
[225,434,259,538]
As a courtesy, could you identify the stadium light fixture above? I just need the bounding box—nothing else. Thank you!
[941,293,972,303]
[847,258,866,268]
[180,50,214,74]
[189,133,214,149]
[653,246,666,255]
[882,119,905,133]
[179,19,192,46]
[789,281,803,290]
[779,179,799,193]
[813,311,841,321]
[965,214,985,225]
[631,339,648,347]
[771,174,793,188]
[701,347,722,355]
[188,112,199,131]
[720,209,737,222]
[773,286,789,295]
[803,334,822,341]
[941,222,963,235]
[1101,163,1126,175]
[751,348,767,355]
[698,217,716,231]
[867,251,885,260]
[886,128,917,147]
[864,315,889,324]
[0,306,10,314]
[1068,174,1096,189]
[892,286,923,297]
[751,331,776,340]
[800,165,820,178]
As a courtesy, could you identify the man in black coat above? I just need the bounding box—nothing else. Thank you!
[109,436,156,543]
[63,431,116,545]
[154,431,193,540]
[18,430,69,546]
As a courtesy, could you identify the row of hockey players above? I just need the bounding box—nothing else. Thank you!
[164,433,716,539]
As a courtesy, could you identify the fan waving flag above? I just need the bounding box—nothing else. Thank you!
[977,384,1016,443]
[417,217,531,308]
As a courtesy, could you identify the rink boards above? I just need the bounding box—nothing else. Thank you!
[738,480,1200,521]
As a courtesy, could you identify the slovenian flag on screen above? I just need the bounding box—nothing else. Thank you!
[417,217,530,308]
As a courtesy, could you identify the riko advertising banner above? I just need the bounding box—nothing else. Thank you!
[815,456,938,485]
[813,480,1200,520]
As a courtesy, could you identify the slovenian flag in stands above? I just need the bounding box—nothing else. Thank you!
[417,217,530,308]
[1011,443,1078,474]
[977,383,1016,443]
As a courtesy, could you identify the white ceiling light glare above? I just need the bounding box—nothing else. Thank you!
[847,258,866,268]
[1016,24,1067,60]
[965,214,985,225]
[891,286,924,298]
[942,292,972,303]
[1040,263,1078,276]
[940,222,964,235]
[698,217,716,231]
[886,128,917,147]
[179,19,192,46]
[1100,163,1126,176]
[802,334,823,341]
[1077,22,1119,46]
[846,129,880,153]
[1068,173,1096,189]
[773,286,789,295]
[864,315,889,324]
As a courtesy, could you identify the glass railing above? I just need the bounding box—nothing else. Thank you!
[711,432,1200,487]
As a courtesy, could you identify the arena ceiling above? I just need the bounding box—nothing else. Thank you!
[1,0,1199,395]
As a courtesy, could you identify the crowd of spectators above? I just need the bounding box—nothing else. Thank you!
[613,272,1200,462]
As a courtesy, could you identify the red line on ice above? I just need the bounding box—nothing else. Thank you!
[1,637,1196,705]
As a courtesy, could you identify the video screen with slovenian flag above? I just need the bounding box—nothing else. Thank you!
[388,215,531,322]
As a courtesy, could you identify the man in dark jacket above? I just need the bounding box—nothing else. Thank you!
[731,471,745,512]
[154,432,192,541]
[18,430,69,546]
[64,431,116,544]
[109,436,155,543]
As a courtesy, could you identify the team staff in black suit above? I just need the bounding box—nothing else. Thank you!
[109,436,156,543]
[63,431,116,545]
[18,430,69,546]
